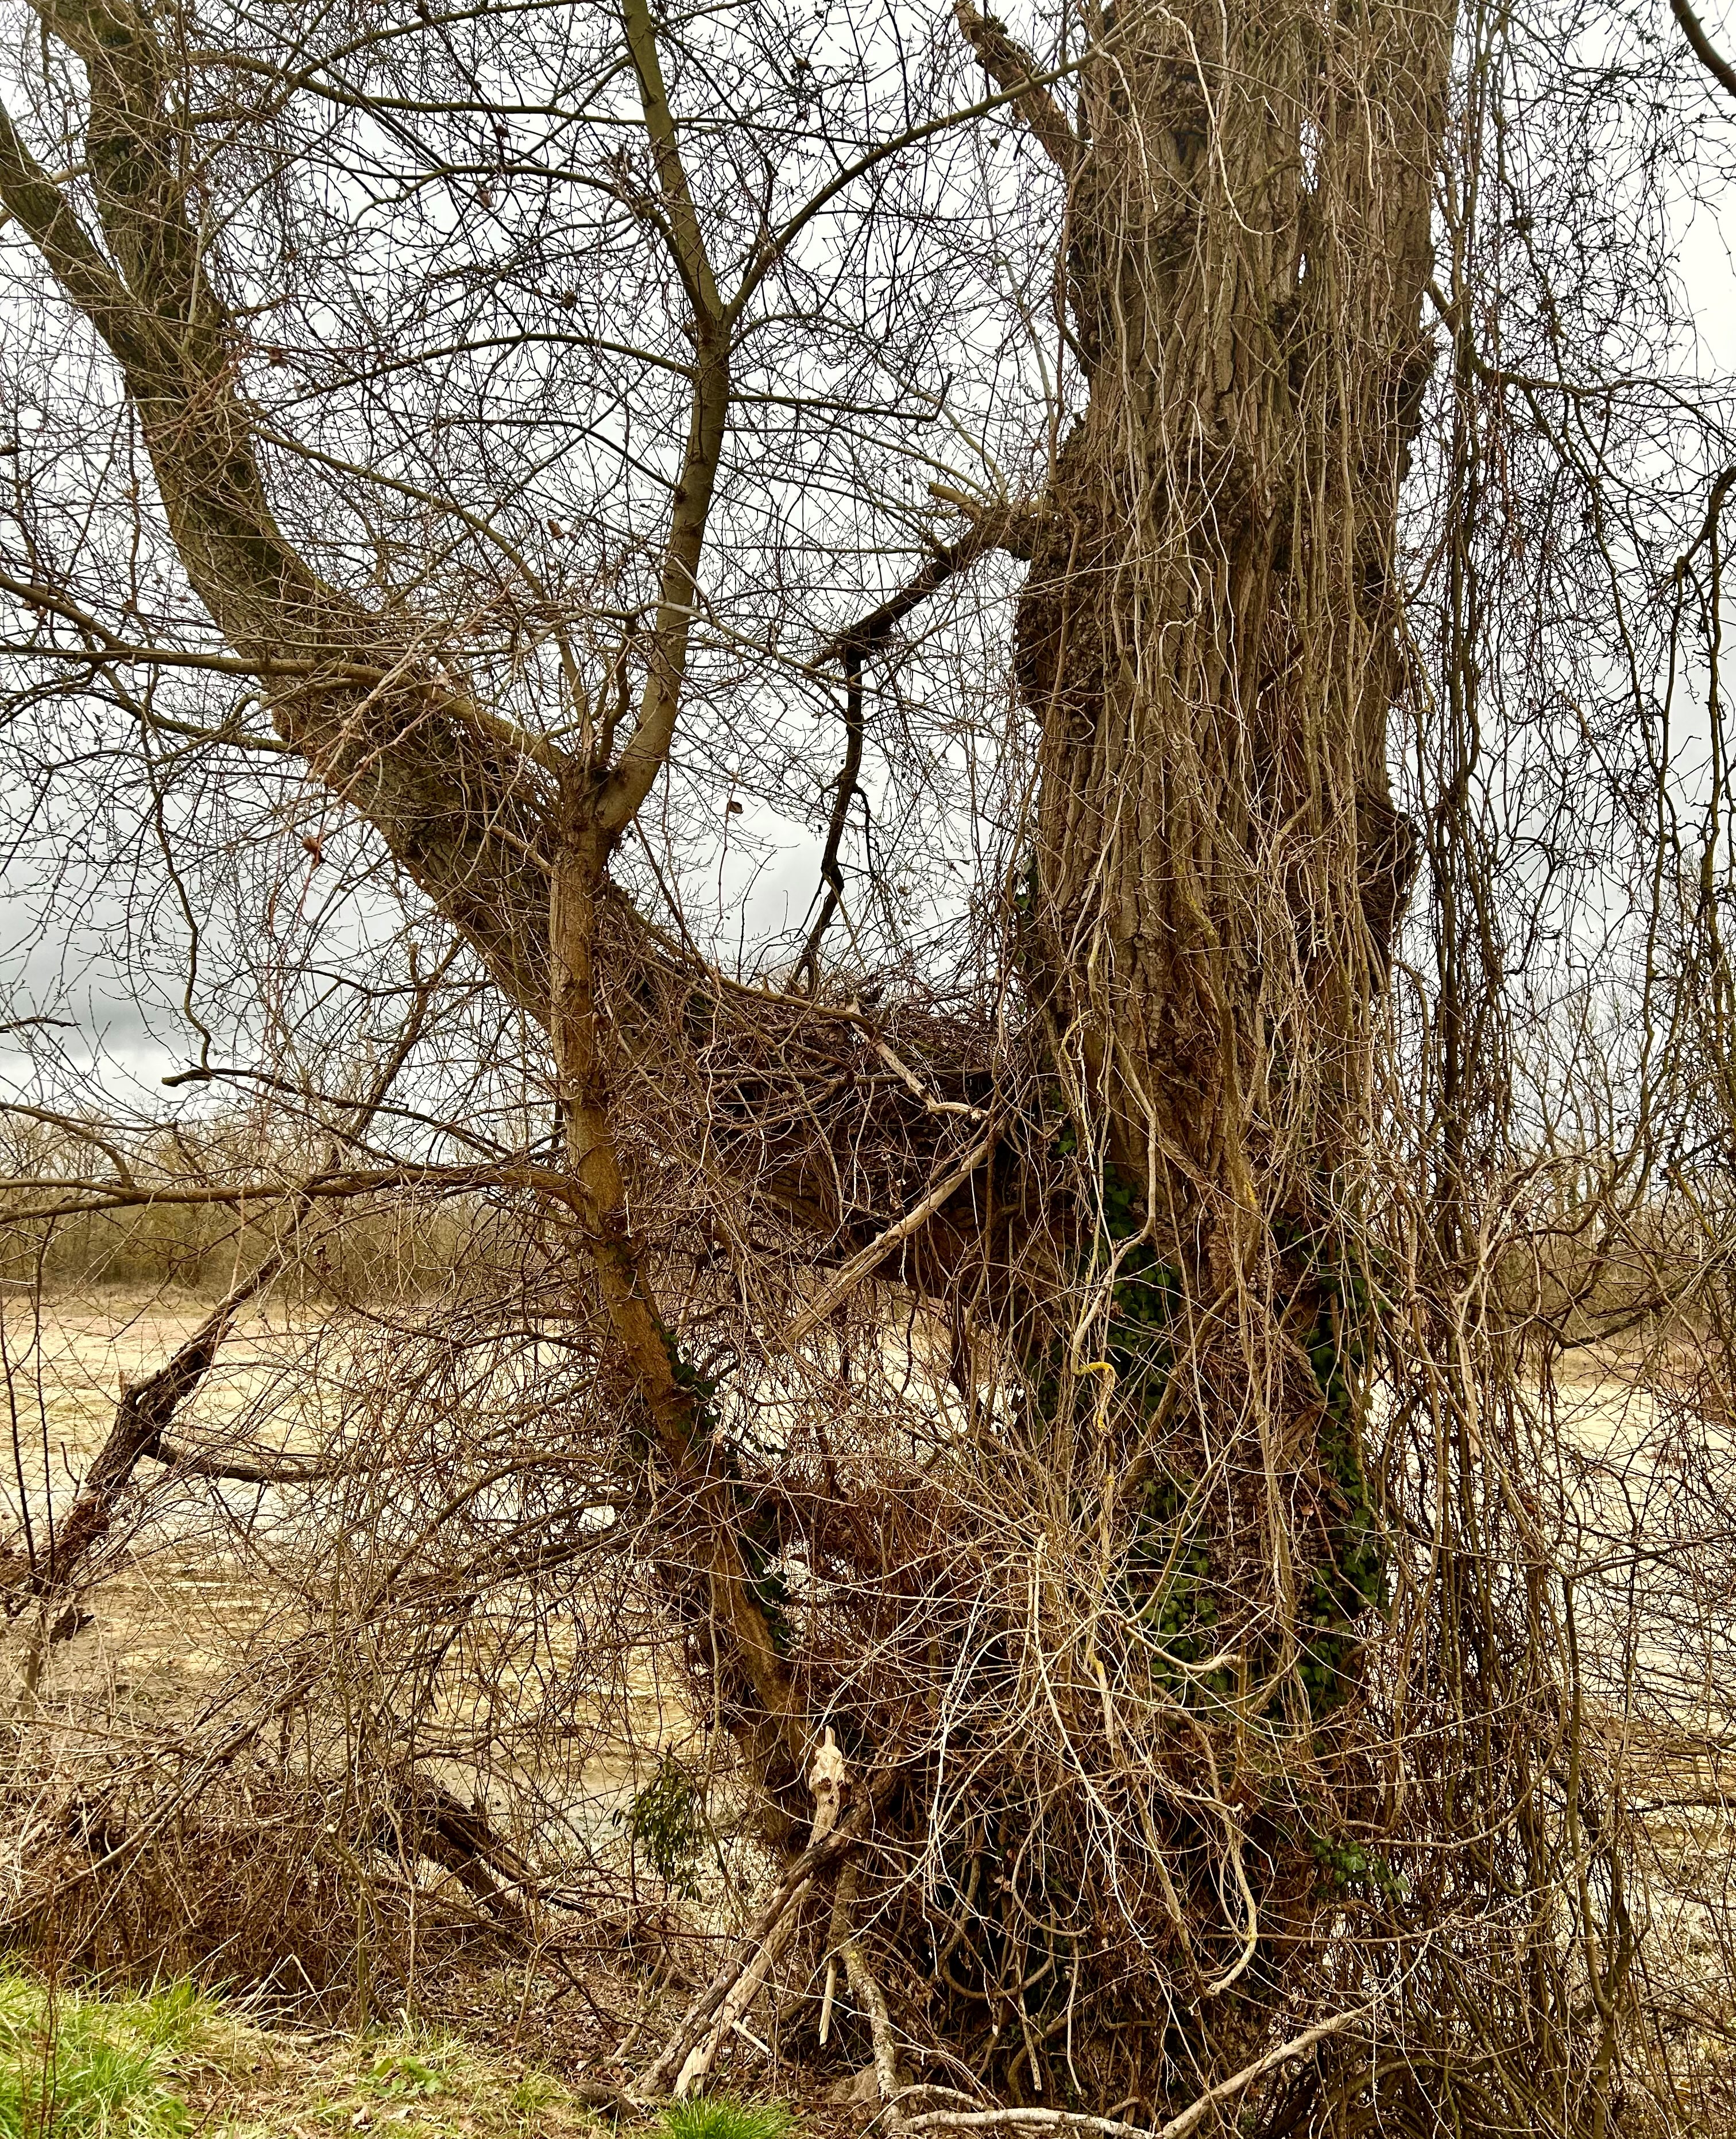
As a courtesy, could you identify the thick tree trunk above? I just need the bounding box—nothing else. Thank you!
[1019,0,1448,1237]
[981,0,1453,1714]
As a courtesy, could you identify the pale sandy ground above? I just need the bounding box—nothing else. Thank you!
[0,1293,324,1718]
[0,1295,701,1875]
[0,1293,301,1488]
[1522,1368,1736,2033]
[0,1303,1715,1740]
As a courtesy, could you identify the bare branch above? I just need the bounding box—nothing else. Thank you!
[1673,0,1736,100]
[952,2,1078,175]
[597,0,731,839]
[0,22,556,1011]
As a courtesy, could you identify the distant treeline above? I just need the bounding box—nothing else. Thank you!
[0,1112,536,1299]
[0,1198,525,1298]
[0,1109,1706,1339]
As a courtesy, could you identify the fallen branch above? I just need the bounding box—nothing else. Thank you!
[146,1434,343,1486]
[785,1124,1000,1345]
[0,1252,288,1604]
[0,962,450,1605]
[893,2003,1374,2139]
[637,1807,864,2095]
[830,1856,906,2121]
[674,1896,807,2095]
[392,1770,533,1927]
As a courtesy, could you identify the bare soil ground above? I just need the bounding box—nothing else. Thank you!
[0,1293,686,1736]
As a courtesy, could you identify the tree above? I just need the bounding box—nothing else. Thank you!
[3,0,1735,2128]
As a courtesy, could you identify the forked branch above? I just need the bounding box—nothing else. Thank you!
[799,494,1041,986]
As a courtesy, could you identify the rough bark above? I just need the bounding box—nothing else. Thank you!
[923,0,1459,2047]
[993,0,1449,1228]
[950,0,1453,1726]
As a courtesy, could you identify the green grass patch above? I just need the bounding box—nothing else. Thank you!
[0,1974,605,2139]
[0,1975,210,2139]
[658,2097,790,2139]
[291,2024,597,2139]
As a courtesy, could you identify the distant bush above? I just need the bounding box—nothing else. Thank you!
[0,1193,535,1301]
[0,1109,543,1299]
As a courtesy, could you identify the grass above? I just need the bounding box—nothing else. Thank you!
[279,2028,594,2139]
[0,1974,608,2139]
[658,2099,789,2139]
[0,1975,207,2139]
